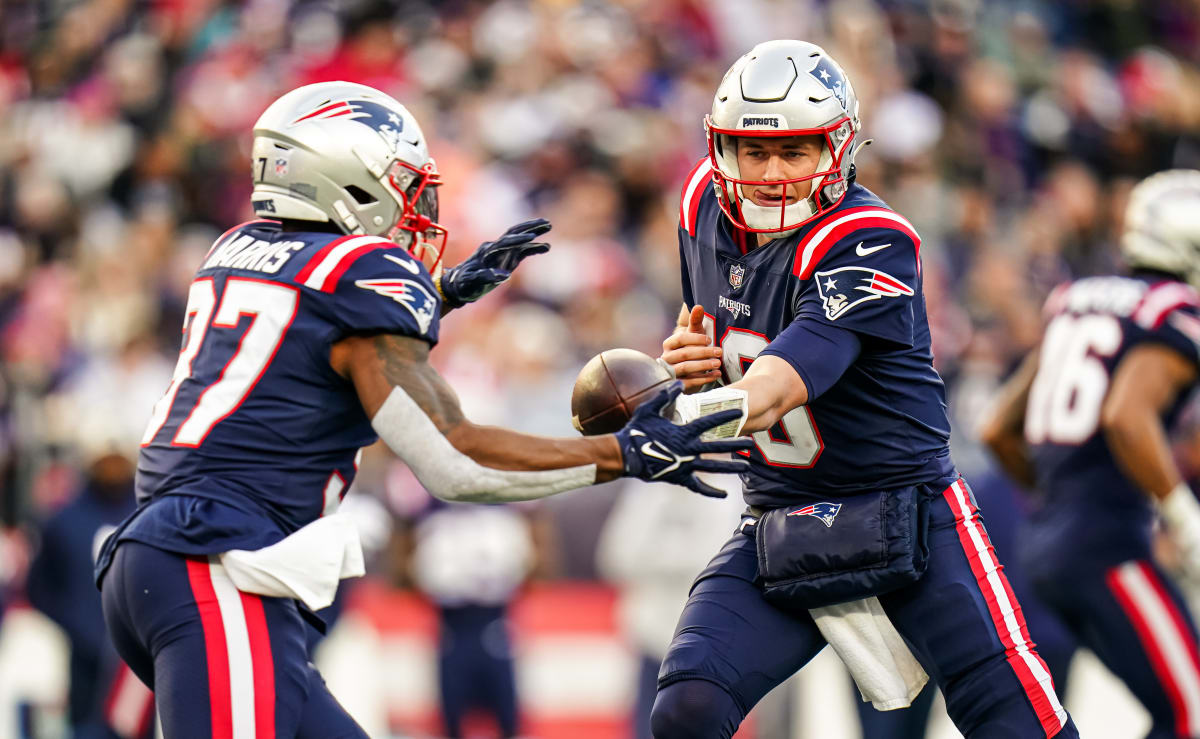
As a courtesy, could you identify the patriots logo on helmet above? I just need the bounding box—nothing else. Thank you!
[729,263,745,288]
[291,99,410,153]
[354,278,436,334]
[808,56,849,109]
[814,266,913,320]
[787,502,842,528]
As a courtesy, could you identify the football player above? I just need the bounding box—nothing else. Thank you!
[653,41,1077,738]
[95,81,751,739]
[982,169,1200,739]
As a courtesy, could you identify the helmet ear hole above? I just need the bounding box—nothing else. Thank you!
[344,185,377,205]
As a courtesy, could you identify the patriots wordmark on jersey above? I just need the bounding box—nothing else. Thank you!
[1024,275,1200,573]
[677,158,953,505]
[96,221,442,581]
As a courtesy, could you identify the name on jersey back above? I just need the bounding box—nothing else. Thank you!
[202,234,306,274]
[1057,277,1145,316]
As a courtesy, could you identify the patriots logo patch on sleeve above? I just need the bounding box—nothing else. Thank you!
[814,266,914,320]
[355,278,437,334]
[787,502,842,528]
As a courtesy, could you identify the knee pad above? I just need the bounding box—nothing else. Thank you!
[650,679,741,739]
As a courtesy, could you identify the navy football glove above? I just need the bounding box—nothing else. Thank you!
[437,218,552,308]
[615,382,754,498]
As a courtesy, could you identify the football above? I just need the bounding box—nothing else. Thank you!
[571,348,674,435]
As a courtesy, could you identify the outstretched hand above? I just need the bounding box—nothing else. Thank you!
[437,219,552,308]
[614,382,753,498]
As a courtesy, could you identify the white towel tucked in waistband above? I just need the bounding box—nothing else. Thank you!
[811,596,929,710]
[219,513,365,611]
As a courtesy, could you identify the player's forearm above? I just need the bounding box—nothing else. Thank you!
[979,354,1038,488]
[983,431,1037,489]
[727,356,809,434]
[370,387,611,502]
[1103,406,1180,501]
[343,334,616,501]
[446,424,624,482]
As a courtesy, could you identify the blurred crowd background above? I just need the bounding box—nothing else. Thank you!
[2,0,1200,737]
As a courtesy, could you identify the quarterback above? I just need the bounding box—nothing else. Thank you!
[95,81,749,738]
[654,41,1078,738]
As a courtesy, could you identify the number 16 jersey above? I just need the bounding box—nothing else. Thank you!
[1026,274,1200,572]
[97,220,441,583]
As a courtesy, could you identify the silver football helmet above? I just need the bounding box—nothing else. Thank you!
[706,40,862,236]
[1122,169,1200,288]
[251,81,447,265]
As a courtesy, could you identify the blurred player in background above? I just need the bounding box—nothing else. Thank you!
[654,40,1077,738]
[983,169,1200,739]
[409,500,540,739]
[94,81,750,738]
[27,446,153,739]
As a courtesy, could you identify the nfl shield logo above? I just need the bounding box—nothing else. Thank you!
[274,157,289,176]
[729,263,745,289]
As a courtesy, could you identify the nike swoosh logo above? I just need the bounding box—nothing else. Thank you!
[855,241,892,257]
[384,253,420,274]
[640,442,676,464]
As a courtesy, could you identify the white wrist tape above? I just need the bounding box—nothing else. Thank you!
[1161,482,1200,555]
[371,387,597,502]
[672,387,749,440]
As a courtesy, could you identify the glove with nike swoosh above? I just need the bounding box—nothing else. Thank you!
[615,382,754,498]
[437,219,552,308]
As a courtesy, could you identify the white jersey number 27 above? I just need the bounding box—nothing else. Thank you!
[1025,313,1122,445]
[141,277,299,447]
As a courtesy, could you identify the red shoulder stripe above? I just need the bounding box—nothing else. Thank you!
[1133,281,1200,329]
[791,207,921,280]
[294,235,360,285]
[295,235,394,292]
[679,158,713,237]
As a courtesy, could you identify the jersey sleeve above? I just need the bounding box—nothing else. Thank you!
[790,223,921,346]
[310,243,442,344]
[760,318,862,401]
[678,233,695,308]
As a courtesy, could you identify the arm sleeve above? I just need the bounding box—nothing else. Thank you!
[793,227,920,347]
[760,318,861,402]
[322,247,442,344]
[678,227,695,308]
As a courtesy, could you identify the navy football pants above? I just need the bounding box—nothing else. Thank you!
[1033,557,1200,739]
[652,478,1078,738]
[101,541,367,738]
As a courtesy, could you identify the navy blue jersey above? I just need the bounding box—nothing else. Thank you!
[98,220,440,580]
[677,160,953,507]
[1025,275,1200,571]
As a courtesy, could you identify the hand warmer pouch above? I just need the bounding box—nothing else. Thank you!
[753,485,930,611]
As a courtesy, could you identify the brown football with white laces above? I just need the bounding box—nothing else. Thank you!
[571,349,674,436]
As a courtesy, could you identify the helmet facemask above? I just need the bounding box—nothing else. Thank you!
[707,115,855,237]
[382,158,447,274]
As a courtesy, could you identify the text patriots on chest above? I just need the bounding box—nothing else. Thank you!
[719,294,751,319]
